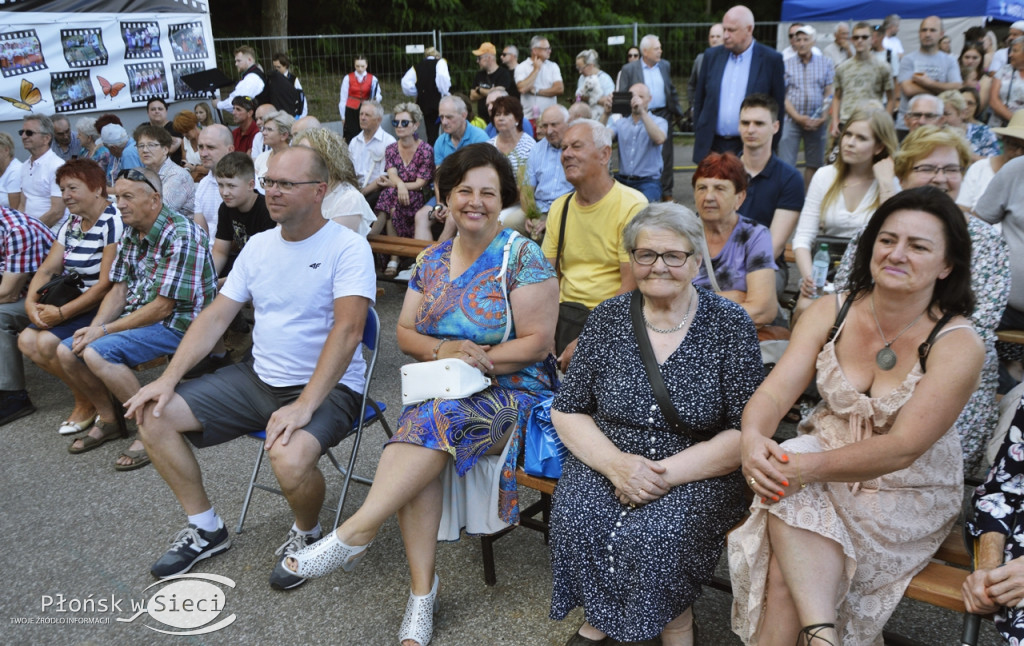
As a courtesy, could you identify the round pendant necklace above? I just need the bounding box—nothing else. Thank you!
[870,293,926,371]
[643,289,696,334]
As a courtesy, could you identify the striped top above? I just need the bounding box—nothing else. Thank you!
[56,204,123,288]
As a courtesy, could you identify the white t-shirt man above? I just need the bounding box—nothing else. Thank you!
[194,172,222,249]
[0,157,22,208]
[349,126,396,189]
[19,148,65,231]
[896,51,961,130]
[220,221,376,390]
[515,59,563,120]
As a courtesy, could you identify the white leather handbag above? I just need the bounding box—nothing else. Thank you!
[400,358,492,407]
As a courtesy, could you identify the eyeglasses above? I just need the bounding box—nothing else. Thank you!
[137,142,163,150]
[911,164,963,177]
[259,177,323,192]
[631,248,695,267]
[392,119,413,127]
[852,35,871,41]
[117,168,159,193]
[906,112,942,121]
[18,129,38,137]
[628,53,640,59]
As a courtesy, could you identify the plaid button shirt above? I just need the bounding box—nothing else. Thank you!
[110,204,216,333]
[784,52,835,116]
[1,206,56,297]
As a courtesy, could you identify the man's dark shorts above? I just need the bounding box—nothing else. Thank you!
[177,361,360,454]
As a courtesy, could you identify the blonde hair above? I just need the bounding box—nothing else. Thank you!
[290,127,358,188]
[821,106,898,214]
[893,125,971,181]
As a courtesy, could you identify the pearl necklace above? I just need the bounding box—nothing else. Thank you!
[643,289,696,334]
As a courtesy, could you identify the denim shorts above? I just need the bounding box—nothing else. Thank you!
[30,310,96,341]
[61,322,183,366]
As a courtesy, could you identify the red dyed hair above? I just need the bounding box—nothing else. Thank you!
[692,152,747,193]
[56,159,108,198]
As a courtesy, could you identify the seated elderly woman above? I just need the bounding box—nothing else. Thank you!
[134,124,194,219]
[731,186,984,646]
[73,117,110,180]
[549,202,763,646]
[291,127,376,237]
[18,159,122,439]
[834,125,1010,473]
[966,398,1024,642]
[284,143,558,646]
[691,152,778,327]
[488,95,534,175]
[939,89,999,161]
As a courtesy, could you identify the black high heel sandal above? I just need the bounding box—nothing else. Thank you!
[797,623,836,645]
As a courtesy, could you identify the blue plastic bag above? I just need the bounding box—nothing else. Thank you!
[522,396,566,479]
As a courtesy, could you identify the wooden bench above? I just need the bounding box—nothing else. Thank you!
[367,234,431,259]
[483,467,985,645]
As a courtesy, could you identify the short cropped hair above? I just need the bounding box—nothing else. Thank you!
[740,93,779,122]
[272,52,291,68]
[24,114,54,140]
[692,152,747,193]
[147,97,168,110]
[392,102,424,124]
[56,159,108,198]
[0,132,14,157]
[893,125,971,182]
[491,96,524,132]
[622,202,705,263]
[134,124,172,148]
[235,45,257,59]
[436,143,518,210]
[74,116,99,140]
[567,118,612,149]
[214,151,255,180]
[362,100,384,120]
[172,110,199,134]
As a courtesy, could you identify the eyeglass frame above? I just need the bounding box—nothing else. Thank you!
[910,164,963,177]
[116,168,160,193]
[259,176,325,192]
[630,248,695,267]
[17,129,39,137]
[906,111,943,121]
[392,119,413,128]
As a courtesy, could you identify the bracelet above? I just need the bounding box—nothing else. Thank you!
[432,339,446,360]
[57,306,65,322]
[101,324,108,336]
[794,453,807,489]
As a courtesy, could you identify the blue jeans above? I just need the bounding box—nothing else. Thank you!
[61,322,184,367]
[615,174,662,203]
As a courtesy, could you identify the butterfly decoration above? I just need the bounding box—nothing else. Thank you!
[1,78,43,111]
[97,76,126,99]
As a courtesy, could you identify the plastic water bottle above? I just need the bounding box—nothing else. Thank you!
[810,95,833,120]
[811,243,830,299]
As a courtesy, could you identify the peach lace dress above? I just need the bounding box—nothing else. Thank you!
[728,315,967,646]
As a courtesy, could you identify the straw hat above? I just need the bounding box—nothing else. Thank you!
[992,110,1024,140]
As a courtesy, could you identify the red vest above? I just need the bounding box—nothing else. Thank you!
[346,73,376,110]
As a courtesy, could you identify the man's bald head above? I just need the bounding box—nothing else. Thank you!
[723,5,755,54]
[198,124,233,169]
[291,115,321,137]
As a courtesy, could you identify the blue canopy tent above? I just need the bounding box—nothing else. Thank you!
[781,0,1024,21]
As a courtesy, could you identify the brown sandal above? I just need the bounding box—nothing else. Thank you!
[68,419,126,454]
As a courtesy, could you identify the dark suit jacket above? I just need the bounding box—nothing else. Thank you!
[617,59,682,118]
[692,42,785,162]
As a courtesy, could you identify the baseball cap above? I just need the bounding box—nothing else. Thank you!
[473,42,497,56]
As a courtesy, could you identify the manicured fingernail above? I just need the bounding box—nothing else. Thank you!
[771,495,779,501]
[782,480,789,487]
[781,454,789,462]
[778,490,785,496]
[760,497,766,503]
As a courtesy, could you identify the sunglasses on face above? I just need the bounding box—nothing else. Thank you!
[117,168,159,193]
[392,119,413,128]
[852,35,871,41]
[18,129,38,137]
[628,53,640,58]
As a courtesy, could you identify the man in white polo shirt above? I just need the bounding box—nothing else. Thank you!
[19,115,66,232]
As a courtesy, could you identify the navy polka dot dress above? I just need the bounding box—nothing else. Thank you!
[548,288,762,641]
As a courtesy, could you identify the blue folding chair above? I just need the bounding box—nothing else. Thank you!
[235,306,391,534]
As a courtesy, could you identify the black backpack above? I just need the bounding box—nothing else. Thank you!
[264,70,304,117]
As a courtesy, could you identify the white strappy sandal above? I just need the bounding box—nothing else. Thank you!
[284,531,371,579]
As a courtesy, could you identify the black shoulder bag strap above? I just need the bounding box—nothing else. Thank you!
[553,191,575,281]
[917,313,955,374]
[827,294,853,343]
[629,290,714,442]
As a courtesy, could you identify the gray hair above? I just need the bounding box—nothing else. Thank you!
[938,89,966,113]
[74,116,99,140]
[362,100,384,120]
[834,22,850,34]
[909,93,943,114]
[440,95,467,115]
[100,123,128,146]
[622,203,705,262]
[264,109,295,135]
[0,132,14,156]
[568,118,612,149]
[24,114,54,139]
[546,104,570,122]
[122,166,163,195]
[1011,36,1024,50]
[639,34,661,53]
[529,35,549,49]
[576,49,600,67]
[392,101,424,124]
[504,45,518,58]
